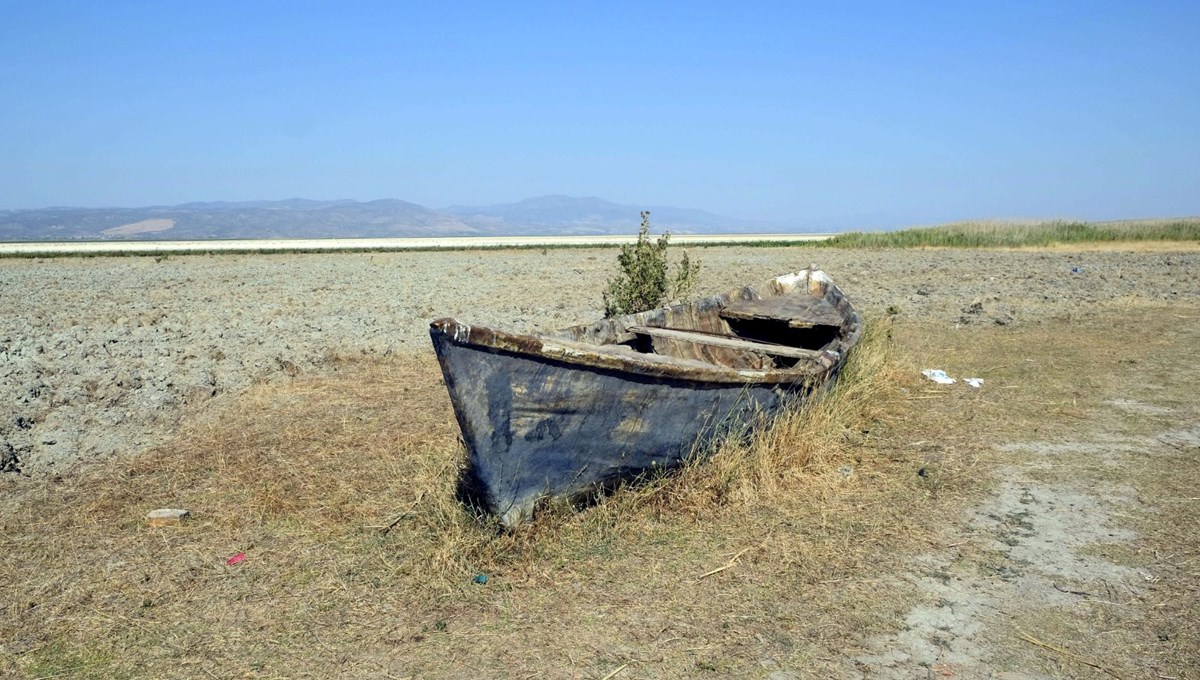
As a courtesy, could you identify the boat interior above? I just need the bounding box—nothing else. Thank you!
[546,274,858,372]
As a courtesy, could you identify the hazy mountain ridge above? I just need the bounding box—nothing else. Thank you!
[0,196,764,241]
[442,195,762,233]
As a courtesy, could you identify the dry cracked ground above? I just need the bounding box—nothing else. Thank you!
[1,244,1198,678]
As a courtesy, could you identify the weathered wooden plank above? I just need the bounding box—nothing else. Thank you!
[627,326,821,360]
[540,336,728,371]
[720,295,843,328]
[654,334,773,369]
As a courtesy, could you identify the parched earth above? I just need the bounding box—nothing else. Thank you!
[3,246,1195,476]
[2,245,1199,677]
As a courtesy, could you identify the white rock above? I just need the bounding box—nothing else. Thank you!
[146,508,190,527]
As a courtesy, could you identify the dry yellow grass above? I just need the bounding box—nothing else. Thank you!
[1008,240,1200,253]
[5,303,1197,677]
[898,307,1200,678]
[1,317,970,678]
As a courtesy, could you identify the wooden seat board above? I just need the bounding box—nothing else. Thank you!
[627,326,820,360]
[719,295,843,329]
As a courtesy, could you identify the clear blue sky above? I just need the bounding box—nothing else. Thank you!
[2,1,1197,228]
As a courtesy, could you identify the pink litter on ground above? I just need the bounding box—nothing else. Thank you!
[226,552,246,566]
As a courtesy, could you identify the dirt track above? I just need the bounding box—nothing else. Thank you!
[2,246,1198,474]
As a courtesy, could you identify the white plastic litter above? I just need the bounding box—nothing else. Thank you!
[964,378,984,388]
[921,369,956,385]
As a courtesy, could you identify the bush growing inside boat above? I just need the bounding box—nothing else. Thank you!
[603,210,701,317]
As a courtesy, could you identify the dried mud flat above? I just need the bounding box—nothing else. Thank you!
[3,246,1195,476]
[2,245,1200,677]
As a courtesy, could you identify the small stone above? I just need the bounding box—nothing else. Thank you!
[146,508,190,527]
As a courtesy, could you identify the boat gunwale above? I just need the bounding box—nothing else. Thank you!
[429,270,863,386]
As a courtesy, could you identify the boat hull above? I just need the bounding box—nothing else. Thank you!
[429,269,861,526]
[430,332,809,526]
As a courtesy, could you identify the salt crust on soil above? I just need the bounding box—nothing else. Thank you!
[1,248,1197,474]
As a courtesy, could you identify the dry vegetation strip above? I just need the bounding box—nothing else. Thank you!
[819,218,1200,249]
[2,305,1198,678]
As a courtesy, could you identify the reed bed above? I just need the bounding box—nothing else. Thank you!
[820,218,1200,249]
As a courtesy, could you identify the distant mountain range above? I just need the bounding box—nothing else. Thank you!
[0,196,777,242]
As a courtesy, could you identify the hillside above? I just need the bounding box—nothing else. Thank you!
[0,196,762,241]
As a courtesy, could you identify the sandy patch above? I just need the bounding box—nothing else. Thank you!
[101,218,175,236]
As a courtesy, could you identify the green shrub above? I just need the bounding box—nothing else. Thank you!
[603,211,700,317]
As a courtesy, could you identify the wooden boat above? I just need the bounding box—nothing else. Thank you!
[429,269,862,526]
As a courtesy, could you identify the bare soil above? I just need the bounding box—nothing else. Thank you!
[853,313,1200,678]
[3,246,1195,476]
[1,244,1198,678]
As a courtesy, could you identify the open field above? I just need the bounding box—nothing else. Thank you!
[2,244,1199,677]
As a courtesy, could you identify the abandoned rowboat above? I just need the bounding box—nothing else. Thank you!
[429,269,862,526]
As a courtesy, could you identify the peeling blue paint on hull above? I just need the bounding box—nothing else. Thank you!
[431,333,806,526]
